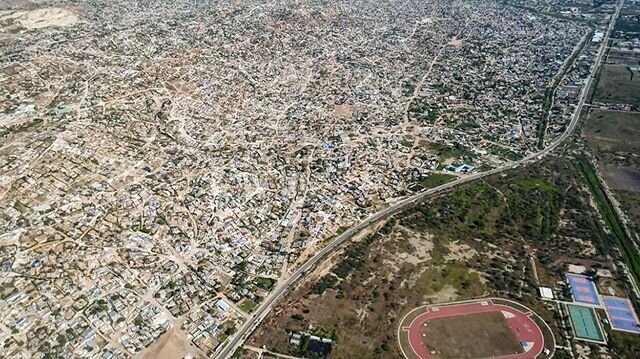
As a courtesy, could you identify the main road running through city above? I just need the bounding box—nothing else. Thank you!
[216,2,622,357]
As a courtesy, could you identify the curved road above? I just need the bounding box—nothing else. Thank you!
[216,2,621,357]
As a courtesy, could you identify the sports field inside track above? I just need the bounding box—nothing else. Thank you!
[398,298,553,359]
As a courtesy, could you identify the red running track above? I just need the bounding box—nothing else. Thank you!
[403,300,544,359]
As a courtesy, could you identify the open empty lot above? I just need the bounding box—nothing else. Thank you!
[594,65,640,106]
[601,165,640,192]
[584,110,640,154]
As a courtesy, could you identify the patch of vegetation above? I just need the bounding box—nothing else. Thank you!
[428,142,476,162]
[511,178,556,193]
[238,298,258,313]
[316,225,395,297]
[401,79,416,97]
[615,16,640,32]
[420,173,456,189]
[400,138,414,148]
[311,274,339,295]
[408,97,439,124]
[255,277,276,290]
[217,321,237,342]
[408,183,507,233]
[607,327,640,358]
[332,234,377,279]
[415,264,483,294]
[487,144,524,161]
[231,347,246,358]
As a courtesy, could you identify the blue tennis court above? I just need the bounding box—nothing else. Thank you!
[603,296,640,333]
[567,274,601,306]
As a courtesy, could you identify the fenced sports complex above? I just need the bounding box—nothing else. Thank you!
[564,273,640,339]
[398,298,555,359]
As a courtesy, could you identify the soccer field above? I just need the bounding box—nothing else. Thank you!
[398,299,552,359]
[419,311,522,359]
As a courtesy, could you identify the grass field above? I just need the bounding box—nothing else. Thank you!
[420,173,456,190]
[238,298,258,313]
[427,142,476,162]
[420,311,522,359]
[615,15,640,32]
[584,110,640,154]
[594,65,640,106]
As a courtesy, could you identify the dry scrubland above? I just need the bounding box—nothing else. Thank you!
[249,158,640,358]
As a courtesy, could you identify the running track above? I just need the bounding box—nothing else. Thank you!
[401,300,544,359]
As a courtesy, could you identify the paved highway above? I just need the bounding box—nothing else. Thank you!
[216,2,622,357]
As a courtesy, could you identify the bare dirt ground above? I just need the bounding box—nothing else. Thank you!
[594,65,640,106]
[584,110,640,153]
[444,240,477,262]
[396,229,433,265]
[139,327,199,359]
[603,165,640,192]
[448,38,463,46]
[333,104,353,118]
[421,312,522,359]
[0,7,79,30]
[422,284,458,303]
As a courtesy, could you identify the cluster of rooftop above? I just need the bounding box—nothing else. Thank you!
[0,0,605,357]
